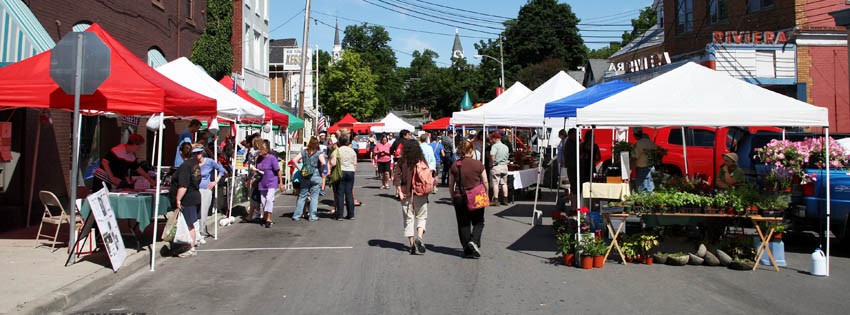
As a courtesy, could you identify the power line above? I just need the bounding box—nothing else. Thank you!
[366,0,505,31]
[312,10,492,39]
[413,0,514,20]
[311,17,452,67]
[582,9,639,21]
[361,0,502,35]
[394,0,506,26]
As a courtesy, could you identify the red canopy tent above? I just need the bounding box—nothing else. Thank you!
[0,23,217,272]
[422,117,451,130]
[0,23,216,117]
[327,113,358,134]
[218,76,288,127]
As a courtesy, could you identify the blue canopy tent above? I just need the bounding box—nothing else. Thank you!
[535,80,636,266]
[544,80,636,118]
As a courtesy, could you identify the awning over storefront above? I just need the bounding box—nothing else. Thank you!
[0,0,55,63]
[218,76,288,128]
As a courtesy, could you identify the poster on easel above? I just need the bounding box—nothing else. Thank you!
[86,187,126,272]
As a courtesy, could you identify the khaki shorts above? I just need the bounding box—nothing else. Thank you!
[491,164,509,186]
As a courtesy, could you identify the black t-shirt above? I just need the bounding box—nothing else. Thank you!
[172,158,201,206]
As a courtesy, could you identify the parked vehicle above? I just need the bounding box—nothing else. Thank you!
[353,134,372,160]
[590,126,779,186]
[737,132,850,244]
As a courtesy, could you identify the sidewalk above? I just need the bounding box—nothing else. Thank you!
[0,204,241,315]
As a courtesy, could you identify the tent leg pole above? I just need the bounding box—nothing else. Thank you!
[826,127,831,277]
[151,113,164,272]
[575,126,582,267]
[682,126,689,178]
[25,111,42,227]
[214,132,219,240]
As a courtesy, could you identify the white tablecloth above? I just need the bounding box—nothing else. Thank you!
[508,169,538,189]
[581,182,631,201]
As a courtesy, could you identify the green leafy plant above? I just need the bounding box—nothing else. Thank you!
[555,233,576,255]
[612,141,635,162]
[646,146,668,167]
[637,234,659,257]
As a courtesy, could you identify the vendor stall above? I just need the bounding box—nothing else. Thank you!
[0,23,218,271]
[422,117,451,131]
[370,113,415,134]
[576,62,830,274]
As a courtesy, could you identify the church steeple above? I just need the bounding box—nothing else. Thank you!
[332,19,342,63]
[451,29,464,59]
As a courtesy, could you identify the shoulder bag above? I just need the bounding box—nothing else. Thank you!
[456,161,489,211]
[328,150,342,184]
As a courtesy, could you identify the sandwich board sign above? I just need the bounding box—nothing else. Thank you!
[85,187,126,272]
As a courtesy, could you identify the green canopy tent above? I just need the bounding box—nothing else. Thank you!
[247,89,304,131]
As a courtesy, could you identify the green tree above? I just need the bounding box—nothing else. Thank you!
[587,43,622,59]
[503,0,584,72]
[512,57,570,90]
[621,6,657,46]
[473,39,503,101]
[319,52,381,121]
[190,0,233,80]
[316,49,332,75]
[341,23,402,116]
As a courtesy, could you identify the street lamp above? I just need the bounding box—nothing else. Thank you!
[474,53,504,90]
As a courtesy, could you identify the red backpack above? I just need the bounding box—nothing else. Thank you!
[411,160,435,196]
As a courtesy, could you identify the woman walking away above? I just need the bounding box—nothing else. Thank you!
[172,144,204,257]
[292,137,326,221]
[330,135,358,220]
[393,139,431,255]
[255,142,283,228]
[197,143,227,243]
[374,134,392,189]
[449,140,489,259]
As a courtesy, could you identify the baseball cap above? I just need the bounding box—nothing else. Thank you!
[490,132,502,139]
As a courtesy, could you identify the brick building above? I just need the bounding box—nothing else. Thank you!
[0,0,206,231]
[606,0,849,131]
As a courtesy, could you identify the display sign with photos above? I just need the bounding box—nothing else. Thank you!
[86,187,126,272]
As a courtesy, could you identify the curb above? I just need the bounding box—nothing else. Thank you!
[16,202,249,314]
[17,245,158,315]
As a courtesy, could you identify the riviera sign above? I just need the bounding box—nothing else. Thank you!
[608,52,672,74]
[712,31,788,45]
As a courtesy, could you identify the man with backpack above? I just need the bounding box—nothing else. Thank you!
[441,133,454,185]
[393,139,434,255]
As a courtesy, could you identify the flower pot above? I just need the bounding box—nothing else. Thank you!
[802,183,815,196]
[773,233,783,240]
[581,256,594,269]
[646,257,654,265]
[563,253,575,266]
[593,255,605,268]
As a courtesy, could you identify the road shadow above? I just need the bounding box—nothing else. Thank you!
[425,243,465,257]
[506,225,557,253]
[434,197,453,205]
[376,193,397,200]
[368,239,408,252]
[361,185,383,189]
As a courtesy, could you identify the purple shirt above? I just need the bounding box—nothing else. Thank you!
[256,154,281,190]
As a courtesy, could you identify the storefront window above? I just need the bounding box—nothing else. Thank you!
[709,0,728,24]
[676,0,694,34]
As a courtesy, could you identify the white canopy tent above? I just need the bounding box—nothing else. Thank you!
[500,71,585,128]
[370,112,415,133]
[575,62,832,274]
[157,57,265,121]
[451,82,532,126]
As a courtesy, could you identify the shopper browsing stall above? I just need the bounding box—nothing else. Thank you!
[489,132,510,206]
[716,153,744,189]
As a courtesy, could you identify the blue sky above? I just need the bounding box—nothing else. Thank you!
[271,0,653,67]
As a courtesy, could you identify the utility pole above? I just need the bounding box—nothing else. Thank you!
[315,44,319,124]
[298,0,312,142]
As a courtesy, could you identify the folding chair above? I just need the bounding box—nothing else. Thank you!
[35,191,82,251]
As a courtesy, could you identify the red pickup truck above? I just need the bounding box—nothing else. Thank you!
[587,126,781,185]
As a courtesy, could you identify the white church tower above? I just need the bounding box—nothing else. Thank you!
[332,19,342,63]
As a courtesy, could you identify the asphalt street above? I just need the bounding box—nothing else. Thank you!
[68,162,850,315]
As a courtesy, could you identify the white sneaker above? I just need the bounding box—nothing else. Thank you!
[198,237,207,245]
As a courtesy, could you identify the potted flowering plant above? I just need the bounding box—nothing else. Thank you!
[555,233,576,266]
[637,234,659,265]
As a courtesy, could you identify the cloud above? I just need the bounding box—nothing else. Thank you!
[401,36,432,54]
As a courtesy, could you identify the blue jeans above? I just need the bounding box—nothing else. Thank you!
[635,166,654,193]
[293,176,321,221]
[337,171,356,219]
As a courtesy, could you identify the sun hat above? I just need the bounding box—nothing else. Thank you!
[723,152,738,163]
